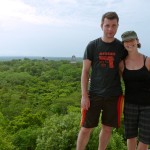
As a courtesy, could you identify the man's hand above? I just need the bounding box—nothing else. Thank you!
[81,95,90,110]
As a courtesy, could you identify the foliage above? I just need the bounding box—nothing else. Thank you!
[7,108,46,133]
[107,129,127,150]
[87,122,126,150]
[12,127,41,150]
[87,126,100,149]
[36,106,81,150]
[0,127,15,150]
[0,59,127,149]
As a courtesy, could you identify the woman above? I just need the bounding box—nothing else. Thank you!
[119,31,150,150]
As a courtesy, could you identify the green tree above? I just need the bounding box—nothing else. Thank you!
[36,106,81,150]
[12,127,41,150]
[0,127,15,150]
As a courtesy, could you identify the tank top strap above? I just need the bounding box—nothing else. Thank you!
[143,55,147,66]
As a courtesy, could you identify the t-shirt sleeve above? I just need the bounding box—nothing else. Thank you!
[83,41,95,61]
[121,47,128,60]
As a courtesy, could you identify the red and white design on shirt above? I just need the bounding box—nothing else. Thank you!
[99,52,116,68]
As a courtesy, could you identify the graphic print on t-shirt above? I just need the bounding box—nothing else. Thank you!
[99,52,116,68]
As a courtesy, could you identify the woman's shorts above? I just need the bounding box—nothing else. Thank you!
[124,103,150,145]
[80,95,124,128]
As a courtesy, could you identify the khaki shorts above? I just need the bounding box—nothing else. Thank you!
[80,95,124,128]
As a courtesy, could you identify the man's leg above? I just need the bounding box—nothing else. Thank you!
[98,124,112,150]
[76,127,93,150]
[127,138,137,150]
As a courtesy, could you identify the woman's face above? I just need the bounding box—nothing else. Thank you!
[123,39,138,52]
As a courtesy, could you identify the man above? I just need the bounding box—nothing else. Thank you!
[76,12,127,150]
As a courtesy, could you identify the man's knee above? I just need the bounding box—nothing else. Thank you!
[80,127,93,135]
[101,124,112,134]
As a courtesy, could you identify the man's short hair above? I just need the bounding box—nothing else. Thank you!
[101,12,119,24]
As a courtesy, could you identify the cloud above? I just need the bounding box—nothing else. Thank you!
[0,0,51,29]
[0,0,85,30]
[0,0,126,30]
[1,0,149,30]
[48,0,77,4]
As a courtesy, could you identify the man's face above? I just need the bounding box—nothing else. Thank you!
[101,18,118,39]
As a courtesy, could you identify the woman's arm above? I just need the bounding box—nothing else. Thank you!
[146,57,150,71]
[119,60,124,76]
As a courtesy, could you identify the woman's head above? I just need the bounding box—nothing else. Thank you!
[121,31,141,48]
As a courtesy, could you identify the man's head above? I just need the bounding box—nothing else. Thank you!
[101,12,119,41]
[101,12,119,25]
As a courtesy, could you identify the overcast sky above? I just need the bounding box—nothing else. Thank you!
[0,0,150,57]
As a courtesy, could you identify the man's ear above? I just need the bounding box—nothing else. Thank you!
[101,23,103,30]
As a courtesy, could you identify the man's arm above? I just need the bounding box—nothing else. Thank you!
[81,59,91,110]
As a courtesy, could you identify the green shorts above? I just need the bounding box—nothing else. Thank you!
[80,95,124,128]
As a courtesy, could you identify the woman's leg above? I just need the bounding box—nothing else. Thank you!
[127,137,137,150]
[137,141,148,150]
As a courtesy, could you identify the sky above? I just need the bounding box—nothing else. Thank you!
[0,0,150,57]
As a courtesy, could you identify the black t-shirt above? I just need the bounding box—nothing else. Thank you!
[83,38,127,97]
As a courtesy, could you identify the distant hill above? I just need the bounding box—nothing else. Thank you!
[0,56,83,62]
